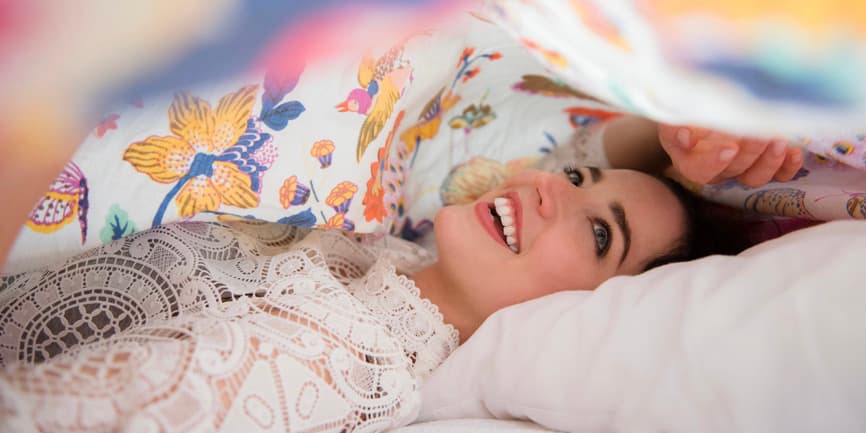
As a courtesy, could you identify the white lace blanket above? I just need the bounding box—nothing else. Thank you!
[0,222,457,432]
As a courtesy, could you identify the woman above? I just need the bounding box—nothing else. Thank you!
[0,117,800,432]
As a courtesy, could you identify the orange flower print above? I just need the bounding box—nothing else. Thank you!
[325,181,359,214]
[95,114,120,138]
[462,67,480,83]
[279,175,311,209]
[310,139,336,168]
[458,47,475,67]
[319,212,355,231]
[453,47,503,87]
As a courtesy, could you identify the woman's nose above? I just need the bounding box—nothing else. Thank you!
[535,170,566,220]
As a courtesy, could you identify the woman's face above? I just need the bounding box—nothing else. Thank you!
[433,167,687,318]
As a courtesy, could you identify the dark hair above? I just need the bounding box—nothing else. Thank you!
[642,176,754,271]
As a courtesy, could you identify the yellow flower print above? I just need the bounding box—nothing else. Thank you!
[325,181,359,214]
[123,85,275,226]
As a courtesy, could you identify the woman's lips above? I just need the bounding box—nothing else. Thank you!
[475,202,509,249]
[475,191,523,253]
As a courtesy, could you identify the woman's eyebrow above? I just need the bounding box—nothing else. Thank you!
[588,166,602,183]
[610,202,631,265]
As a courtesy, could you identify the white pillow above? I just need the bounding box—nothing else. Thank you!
[419,220,866,433]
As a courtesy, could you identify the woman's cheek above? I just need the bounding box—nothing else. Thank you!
[434,206,469,248]
[532,238,591,292]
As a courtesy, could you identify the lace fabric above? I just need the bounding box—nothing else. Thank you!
[0,221,458,432]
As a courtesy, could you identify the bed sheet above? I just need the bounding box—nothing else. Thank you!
[391,419,559,433]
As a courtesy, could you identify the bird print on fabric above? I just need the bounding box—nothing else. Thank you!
[399,46,501,164]
[362,110,408,224]
[336,42,413,162]
[400,87,462,161]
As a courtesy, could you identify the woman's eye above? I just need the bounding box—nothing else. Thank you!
[592,220,611,256]
[564,166,583,186]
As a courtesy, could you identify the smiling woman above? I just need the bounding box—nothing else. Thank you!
[0,164,705,432]
[413,166,692,341]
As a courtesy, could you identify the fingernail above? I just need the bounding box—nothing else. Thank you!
[791,150,802,163]
[719,148,737,162]
[676,128,691,148]
[771,139,787,157]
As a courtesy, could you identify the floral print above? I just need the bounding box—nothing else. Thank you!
[279,175,311,208]
[260,67,305,131]
[310,139,335,168]
[13,9,866,276]
[99,204,136,243]
[320,181,359,231]
[325,181,358,214]
[123,85,274,226]
[448,98,496,134]
[94,114,120,138]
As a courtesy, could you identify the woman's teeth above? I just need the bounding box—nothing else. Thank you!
[494,197,519,253]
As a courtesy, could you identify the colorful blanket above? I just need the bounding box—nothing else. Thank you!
[6,1,866,273]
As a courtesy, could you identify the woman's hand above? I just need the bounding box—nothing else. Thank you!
[657,124,803,187]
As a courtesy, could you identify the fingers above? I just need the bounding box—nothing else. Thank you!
[659,124,803,187]
[773,147,804,182]
[658,125,738,184]
[734,139,788,187]
[671,137,739,184]
[716,137,766,179]
[657,124,714,151]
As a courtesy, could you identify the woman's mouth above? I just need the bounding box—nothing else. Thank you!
[475,193,522,253]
